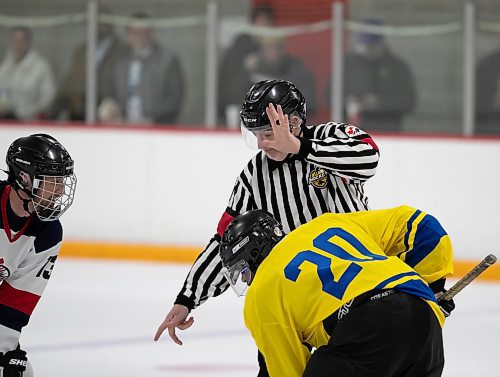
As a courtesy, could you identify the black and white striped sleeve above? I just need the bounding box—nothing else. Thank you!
[297,122,379,181]
[175,163,255,310]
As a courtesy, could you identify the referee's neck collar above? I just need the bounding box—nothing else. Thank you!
[265,154,297,171]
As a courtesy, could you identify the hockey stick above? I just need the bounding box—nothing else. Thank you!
[439,254,497,301]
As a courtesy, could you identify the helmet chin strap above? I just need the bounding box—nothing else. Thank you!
[14,186,34,215]
[22,195,32,213]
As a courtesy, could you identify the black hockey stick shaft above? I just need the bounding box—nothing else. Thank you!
[440,254,497,301]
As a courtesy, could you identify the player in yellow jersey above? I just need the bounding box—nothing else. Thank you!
[219,206,454,377]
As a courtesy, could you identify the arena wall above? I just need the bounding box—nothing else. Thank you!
[1,124,498,279]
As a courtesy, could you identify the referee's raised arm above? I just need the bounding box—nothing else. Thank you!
[300,122,380,181]
[154,79,379,349]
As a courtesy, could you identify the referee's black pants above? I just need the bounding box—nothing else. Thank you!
[302,290,444,377]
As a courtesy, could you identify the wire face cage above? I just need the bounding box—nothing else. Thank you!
[32,174,77,221]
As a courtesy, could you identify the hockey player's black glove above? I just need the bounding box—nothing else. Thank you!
[429,278,455,317]
[0,348,28,377]
[437,294,455,317]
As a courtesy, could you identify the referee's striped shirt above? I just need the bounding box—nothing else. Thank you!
[175,122,380,310]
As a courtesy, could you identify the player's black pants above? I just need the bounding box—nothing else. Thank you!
[303,290,444,377]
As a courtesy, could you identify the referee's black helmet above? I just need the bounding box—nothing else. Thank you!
[240,79,306,131]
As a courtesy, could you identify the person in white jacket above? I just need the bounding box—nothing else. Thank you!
[0,27,55,120]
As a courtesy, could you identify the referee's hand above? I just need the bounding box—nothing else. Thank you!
[154,304,194,345]
[261,103,301,156]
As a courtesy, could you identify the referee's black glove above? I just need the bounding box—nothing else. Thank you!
[0,349,28,377]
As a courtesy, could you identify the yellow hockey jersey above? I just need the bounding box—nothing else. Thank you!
[244,205,453,377]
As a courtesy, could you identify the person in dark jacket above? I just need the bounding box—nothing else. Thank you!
[101,12,185,125]
[218,4,317,127]
[327,20,417,132]
[476,47,500,135]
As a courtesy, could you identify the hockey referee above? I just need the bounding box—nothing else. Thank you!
[155,79,381,345]
[155,80,380,343]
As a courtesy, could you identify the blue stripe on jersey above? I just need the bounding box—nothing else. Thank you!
[404,209,421,252]
[375,272,437,303]
[0,304,29,332]
[391,279,437,303]
[405,214,447,268]
[375,271,419,290]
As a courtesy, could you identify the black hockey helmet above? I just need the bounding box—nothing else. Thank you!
[240,79,306,131]
[6,134,77,221]
[220,209,285,295]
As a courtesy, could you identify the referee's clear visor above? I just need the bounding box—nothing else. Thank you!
[240,109,273,150]
[222,260,253,297]
[240,125,272,150]
[240,110,302,150]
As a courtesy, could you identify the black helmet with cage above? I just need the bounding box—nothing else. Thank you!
[219,209,285,296]
[240,79,307,132]
[5,133,77,221]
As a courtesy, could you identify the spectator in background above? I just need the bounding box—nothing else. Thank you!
[218,4,276,126]
[99,12,185,125]
[48,10,127,121]
[476,47,500,135]
[0,27,55,120]
[219,4,316,127]
[337,20,416,132]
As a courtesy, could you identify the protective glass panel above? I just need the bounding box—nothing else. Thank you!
[0,0,86,121]
[476,0,500,135]
[337,0,463,134]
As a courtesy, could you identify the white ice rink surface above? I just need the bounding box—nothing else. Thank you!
[20,259,500,377]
